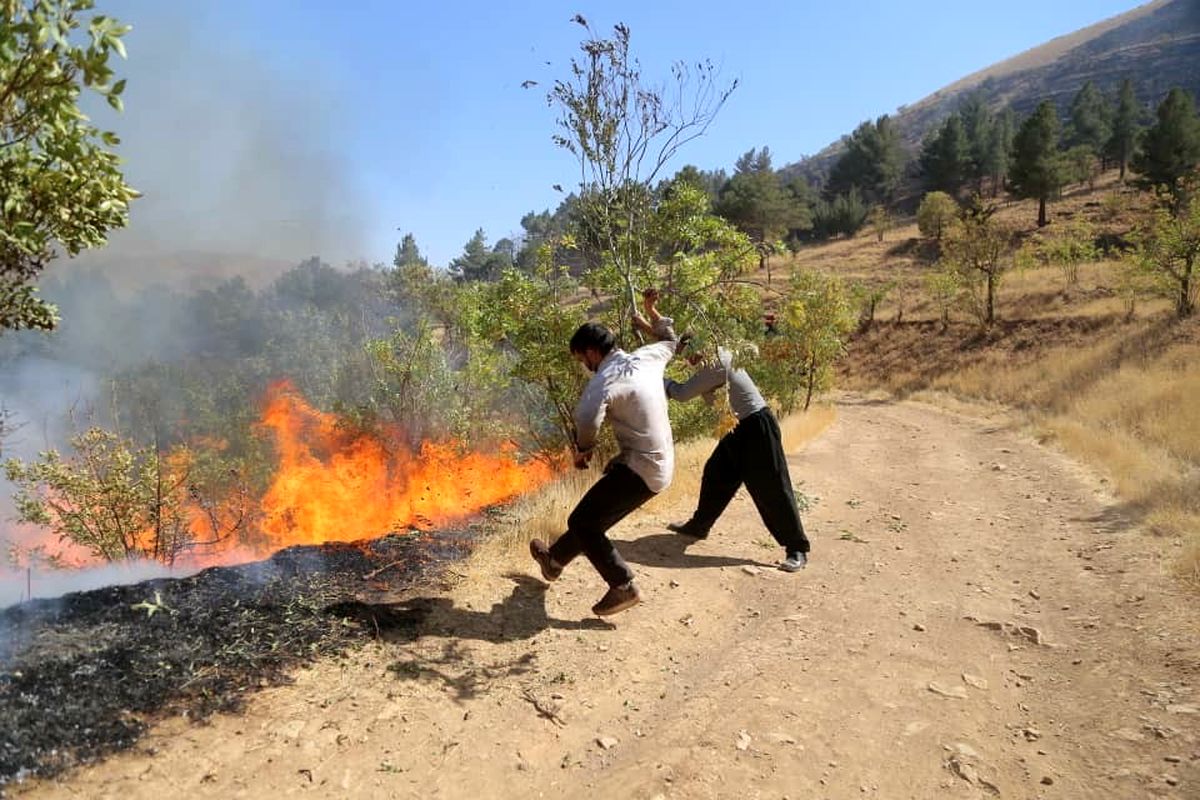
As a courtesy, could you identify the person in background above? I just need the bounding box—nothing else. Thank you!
[528,294,677,615]
[659,307,810,572]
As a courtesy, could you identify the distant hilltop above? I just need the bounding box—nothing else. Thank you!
[785,0,1200,184]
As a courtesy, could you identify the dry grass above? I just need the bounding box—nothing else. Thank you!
[760,174,1200,584]
[468,406,836,580]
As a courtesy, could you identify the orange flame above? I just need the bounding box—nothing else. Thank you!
[3,382,557,576]
[255,382,555,550]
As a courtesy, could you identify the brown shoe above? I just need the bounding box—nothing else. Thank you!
[529,538,562,582]
[591,581,641,616]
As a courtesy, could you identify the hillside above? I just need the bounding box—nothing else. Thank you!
[786,0,1200,183]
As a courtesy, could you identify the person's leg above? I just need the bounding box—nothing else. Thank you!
[549,464,654,587]
[674,434,742,536]
[740,410,810,556]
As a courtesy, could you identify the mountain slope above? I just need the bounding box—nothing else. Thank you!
[787,0,1200,183]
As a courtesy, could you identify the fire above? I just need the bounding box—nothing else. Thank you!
[255,382,556,549]
[2,382,558,579]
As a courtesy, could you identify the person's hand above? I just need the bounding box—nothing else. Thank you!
[642,287,659,305]
[573,448,594,470]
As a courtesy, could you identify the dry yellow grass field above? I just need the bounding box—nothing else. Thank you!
[761,173,1199,583]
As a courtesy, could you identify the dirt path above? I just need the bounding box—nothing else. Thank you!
[18,397,1200,799]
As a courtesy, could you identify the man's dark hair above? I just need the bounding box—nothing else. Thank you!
[569,322,616,356]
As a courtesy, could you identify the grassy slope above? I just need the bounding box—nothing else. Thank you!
[762,173,1199,582]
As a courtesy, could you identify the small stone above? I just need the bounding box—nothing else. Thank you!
[992,463,1007,472]
[1023,728,1042,741]
[962,673,988,690]
[1041,776,1054,785]
[1165,775,1179,786]
[1165,755,1182,763]
[766,732,798,745]
[913,623,926,632]
[669,580,681,588]
[1028,590,1041,600]
[735,730,752,751]
[596,736,618,750]
[928,681,968,699]
[741,565,761,576]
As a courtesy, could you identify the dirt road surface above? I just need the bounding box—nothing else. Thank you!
[17,397,1200,799]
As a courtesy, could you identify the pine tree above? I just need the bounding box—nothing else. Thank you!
[1009,101,1067,227]
[1132,87,1200,209]
[1068,81,1113,158]
[919,114,969,195]
[1106,79,1142,182]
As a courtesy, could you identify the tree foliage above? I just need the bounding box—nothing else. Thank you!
[756,269,855,412]
[547,17,737,323]
[938,200,1017,326]
[1129,193,1200,317]
[1067,80,1112,156]
[1009,101,1067,227]
[1132,87,1200,209]
[4,428,252,565]
[1,0,137,332]
[826,115,906,205]
[916,191,958,241]
[1106,79,1142,182]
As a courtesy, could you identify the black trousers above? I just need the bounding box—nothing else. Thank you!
[690,408,810,554]
[550,463,655,587]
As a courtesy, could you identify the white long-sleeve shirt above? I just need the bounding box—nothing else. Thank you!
[574,336,676,492]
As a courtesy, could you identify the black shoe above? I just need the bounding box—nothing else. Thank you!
[666,520,708,539]
[529,538,562,582]
[591,582,641,616]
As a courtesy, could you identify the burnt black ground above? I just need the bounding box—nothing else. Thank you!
[0,528,475,789]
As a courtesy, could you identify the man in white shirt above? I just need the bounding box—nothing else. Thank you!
[529,315,675,616]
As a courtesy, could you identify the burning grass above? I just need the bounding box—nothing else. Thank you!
[0,527,476,789]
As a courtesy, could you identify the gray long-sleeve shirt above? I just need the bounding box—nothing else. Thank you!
[664,347,767,421]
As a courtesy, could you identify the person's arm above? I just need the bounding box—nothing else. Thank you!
[573,381,608,467]
[664,363,727,402]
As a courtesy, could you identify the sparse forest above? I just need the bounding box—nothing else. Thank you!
[1,3,1199,579]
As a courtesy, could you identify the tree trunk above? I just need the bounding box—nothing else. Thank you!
[1119,158,1126,182]
[986,272,996,325]
[1180,267,1194,318]
[1037,196,1048,227]
[803,358,816,411]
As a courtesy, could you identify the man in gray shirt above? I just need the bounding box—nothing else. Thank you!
[529,313,676,616]
[662,325,811,572]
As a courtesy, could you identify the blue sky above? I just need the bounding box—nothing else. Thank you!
[99,0,1144,270]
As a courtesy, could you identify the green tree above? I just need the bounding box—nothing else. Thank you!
[982,107,1016,196]
[715,146,801,277]
[1132,87,1200,210]
[1,0,137,332]
[1067,80,1113,157]
[919,114,969,195]
[811,189,869,240]
[1129,194,1200,318]
[916,191,959,242]
[393,233,427,269]
[4,428,251,565]
[939,201,1017,326]
[959,93,995,192]
[1009,101,1067,227]
[449,228,510,283]
[1106,79,1142,182]
[547,18,736,325]
[756,269,855,412]
[827,115,906,204]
